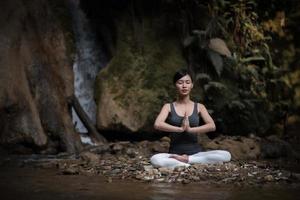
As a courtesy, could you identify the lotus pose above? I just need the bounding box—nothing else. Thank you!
[150,69,231,169]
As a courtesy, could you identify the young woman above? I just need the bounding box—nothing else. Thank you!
[150,69,231,169]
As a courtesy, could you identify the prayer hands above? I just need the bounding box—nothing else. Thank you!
[181,112,190,132]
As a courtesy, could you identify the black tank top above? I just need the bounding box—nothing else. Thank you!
[167,102,203,155]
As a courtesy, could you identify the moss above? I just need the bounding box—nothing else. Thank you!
[95,14,186,129]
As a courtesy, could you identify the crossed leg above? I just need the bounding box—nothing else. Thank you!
[150,153,190,169]
[188,150,231,164]
[150,150,231,169]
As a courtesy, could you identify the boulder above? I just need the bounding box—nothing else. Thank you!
[260,135,295,159]
[95,13,186,133]
[204,135,261,160]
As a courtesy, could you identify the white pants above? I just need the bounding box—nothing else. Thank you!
[150,150,231,169]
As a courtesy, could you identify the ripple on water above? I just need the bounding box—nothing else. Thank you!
[0,165,299,200]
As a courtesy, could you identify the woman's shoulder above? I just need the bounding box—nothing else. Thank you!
[195,102,207,113]
[162,103,172,112]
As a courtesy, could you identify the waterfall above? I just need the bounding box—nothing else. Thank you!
[68,0,107,140]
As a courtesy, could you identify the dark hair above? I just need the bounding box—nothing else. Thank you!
[173,68,194,84]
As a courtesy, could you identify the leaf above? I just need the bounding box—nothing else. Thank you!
[195,73,211,84]
[183,36,196,47]
[207,49,223,77]
[228,100,246,110]
[240,56,265,63]
[204,81,227,92]
[192,30,206,36]
[243,64,259,79]
[208,38,232,57]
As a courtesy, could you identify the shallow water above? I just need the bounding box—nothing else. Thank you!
[0,165,299,200]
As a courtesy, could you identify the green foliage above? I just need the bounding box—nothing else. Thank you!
[207,49,223,77]
[184,33,232,78]
[183,0,294,136]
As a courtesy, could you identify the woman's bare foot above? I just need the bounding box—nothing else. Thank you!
[169,154,189,163]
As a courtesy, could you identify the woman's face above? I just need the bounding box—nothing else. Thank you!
[175,75,193,96]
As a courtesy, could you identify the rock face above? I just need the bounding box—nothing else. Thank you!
[204,135,261,160]
[95,10,186,132]
[0,0,81,153]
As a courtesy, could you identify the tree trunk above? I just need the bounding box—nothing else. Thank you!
[69,95,107,143]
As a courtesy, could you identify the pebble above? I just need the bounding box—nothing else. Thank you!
[19,141,300,186]
[264,175,274,182]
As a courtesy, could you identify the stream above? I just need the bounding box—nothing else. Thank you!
[1,164,299,200]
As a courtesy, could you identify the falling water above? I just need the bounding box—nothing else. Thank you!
[68,0,107,139]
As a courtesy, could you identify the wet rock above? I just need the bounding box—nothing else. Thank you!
[127,166,137,171]
[102,165,112,171]
[181,179,191,184]
[191,176,200,181]
[61,167,79,175]
[264,175,274,182]
[80,152,101,166]
[290,173,300,180]
[151,141,169,153]
[144,168,159,177]
[143,165,154,172]
[80,166,99,175]
[205,136,260,160]
[174,166,186,172]
[158,167,174,176]
[40,147,58,155]
[111,143,124,153]
[160,137,171,143]
[111,169,121,174]
[154,178,165,182]
[261,135,293,159]
[143,175,154,181]
[89,144,110,154]
[221,177,237,183]
[135,174,144,180]
[125,148,138,158]
[176,178,183,183]
[137,140,149,148]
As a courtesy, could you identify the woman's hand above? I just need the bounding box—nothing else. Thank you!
[180,103,216,134]
[181,112,191,132]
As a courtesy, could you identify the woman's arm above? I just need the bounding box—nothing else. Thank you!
[187,103,216,134]
[154,104,184,133]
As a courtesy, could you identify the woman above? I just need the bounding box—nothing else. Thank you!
[150,69,231,169]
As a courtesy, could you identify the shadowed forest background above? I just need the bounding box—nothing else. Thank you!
[0,0,299,162]
[1,1,300,199]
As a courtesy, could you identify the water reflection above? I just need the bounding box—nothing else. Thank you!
[0,165,299,200]
[148,183,300,200]
[148,183,230,200]
[229,186,300,200]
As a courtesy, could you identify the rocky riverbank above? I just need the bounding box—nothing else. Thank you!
[2,135,299,187]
